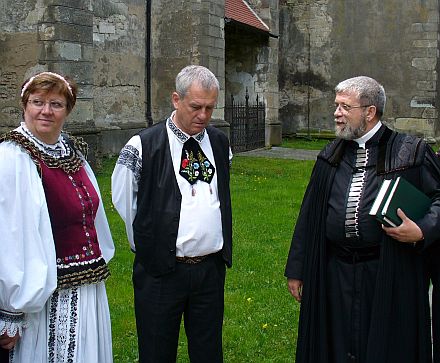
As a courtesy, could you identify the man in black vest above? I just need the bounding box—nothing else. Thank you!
[285,76,440,363]
[112,65,232,363]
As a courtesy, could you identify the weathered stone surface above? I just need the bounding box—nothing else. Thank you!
[38,23,93,43]
[394,117,435,138]
[44,6,93,26]
[279,0,440,139]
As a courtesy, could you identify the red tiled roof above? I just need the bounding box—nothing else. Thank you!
[225,0,270,33]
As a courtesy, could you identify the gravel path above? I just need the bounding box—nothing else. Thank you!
[237,146,319,160]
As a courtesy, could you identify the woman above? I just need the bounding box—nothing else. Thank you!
[0,72,114,362]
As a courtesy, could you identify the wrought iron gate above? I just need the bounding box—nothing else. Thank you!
[225,89,265,153]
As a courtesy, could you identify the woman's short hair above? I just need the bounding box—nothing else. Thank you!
[20,72,78,113]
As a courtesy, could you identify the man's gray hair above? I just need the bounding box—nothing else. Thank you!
[335,76,386,117]
[176,65,220,99]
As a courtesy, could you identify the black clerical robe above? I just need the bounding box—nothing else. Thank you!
[285,125,440,363]
[428,243,440,363]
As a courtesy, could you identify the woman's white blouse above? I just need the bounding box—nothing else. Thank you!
[0,139,114,338]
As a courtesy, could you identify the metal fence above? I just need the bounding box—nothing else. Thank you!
[225,89,265,153]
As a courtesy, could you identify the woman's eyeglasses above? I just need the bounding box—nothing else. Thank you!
[28,99,66,111]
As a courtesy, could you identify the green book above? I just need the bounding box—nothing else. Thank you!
[369,176,431,227]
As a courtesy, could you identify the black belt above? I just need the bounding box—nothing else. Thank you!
[329,243,380,264]
[176,252,220,265]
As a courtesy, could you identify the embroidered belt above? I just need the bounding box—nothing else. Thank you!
[329,243,380,264]
[176,252,220,264]
[57,256,110,289]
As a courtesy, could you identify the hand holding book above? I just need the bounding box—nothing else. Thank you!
[381,207,424,243]
[369,176,431,228]
[369,177,427,243]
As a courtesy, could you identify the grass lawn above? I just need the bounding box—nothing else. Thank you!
[97,153,315,362]
[281,137,330,150]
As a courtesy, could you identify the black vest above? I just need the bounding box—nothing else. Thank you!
[133,121,232,276]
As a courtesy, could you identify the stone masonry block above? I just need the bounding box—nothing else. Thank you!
[40,41,87,62]
[215,88,225,105]
[214,38,225,49]
[76,84,93,99]
[49,0,91,11]
[98,22,116,34]
[58,23,93,43]
[211,3,224,17]
[44,6,92,26]
[67,99,94,125]
[38,23,92,43]
[411,23,424,32]
[93,33,105,44]
[412,22,438,33]
[427,10,439,23]
[410,31,438,40]
[412,47,438,58]
[51,62,93,84]
[81,44,94,62]
[394,117,434,134]
[417,81,436,91]
[57,42,82,61]
[411,57,436,71]
[410,97,435,108]
[210,47,224,59]
[422,107,437,119]
[39,24,56,41]
[208,24,221,38]
[412,39,437,48]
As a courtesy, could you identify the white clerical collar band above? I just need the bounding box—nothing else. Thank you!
[20,71,73,97]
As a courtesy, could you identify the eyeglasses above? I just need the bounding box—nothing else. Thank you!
[28,99,66,111]
[334,103,372,112]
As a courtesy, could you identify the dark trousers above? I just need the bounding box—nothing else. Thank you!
[433,279,439,363]
[326,249,380,363]
[133,253,226,363]
[428,247,440,363]
[0,348,9,363]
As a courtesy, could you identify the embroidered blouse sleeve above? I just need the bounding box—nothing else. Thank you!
[111,135,142,251]
[0,142,57,337]
[84,161,115,263]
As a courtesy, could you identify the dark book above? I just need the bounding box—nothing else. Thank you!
[368,176,431,227]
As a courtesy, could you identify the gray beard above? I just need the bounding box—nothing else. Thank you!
[335,117,367,140]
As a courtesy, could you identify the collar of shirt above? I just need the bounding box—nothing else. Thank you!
[165,111,216,187]
[17,122,72,158]
[167,111,205,144]
[354,121,382,149]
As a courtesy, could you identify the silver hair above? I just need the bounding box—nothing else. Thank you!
[335,76,386,117]
[175,65,220,99]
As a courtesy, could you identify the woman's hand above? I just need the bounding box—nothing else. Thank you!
[0,332,19,350]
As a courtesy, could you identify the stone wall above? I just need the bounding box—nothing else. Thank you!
[151,0,227,132]
[0,0,42,133]
[1,0,283,161]
[279,0,440,140]
[248,0,281,145]
[3,0,440,157]
[92,0,146,155]
[0,0,144,162]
